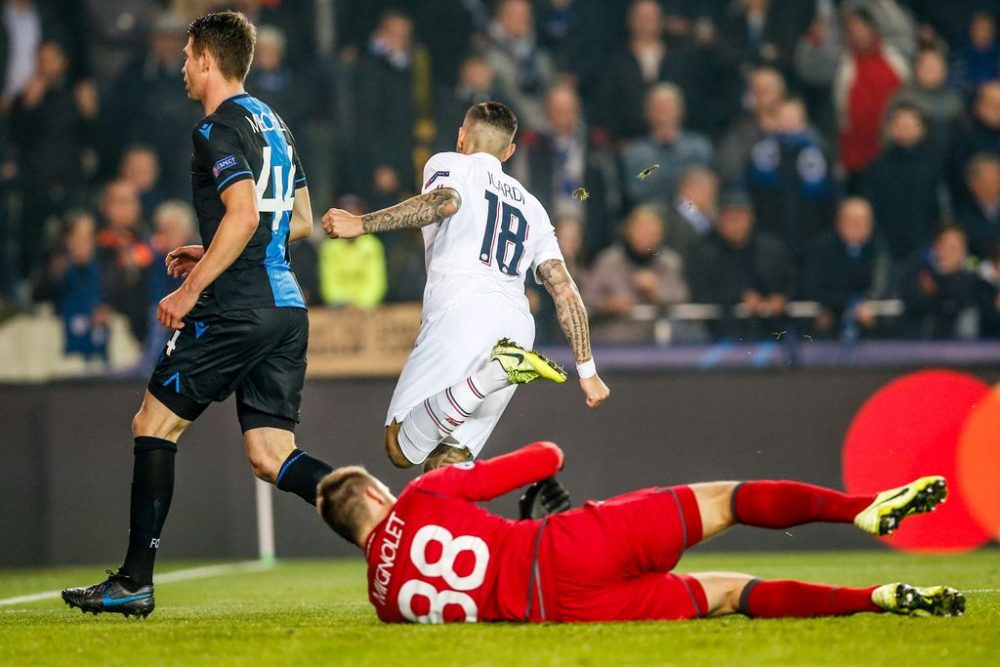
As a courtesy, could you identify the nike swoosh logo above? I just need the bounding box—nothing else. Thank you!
[880,488,909,504]
[102,593,152,606]
[501,352,525,365]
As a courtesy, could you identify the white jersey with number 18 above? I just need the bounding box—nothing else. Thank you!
[418,151,564,317]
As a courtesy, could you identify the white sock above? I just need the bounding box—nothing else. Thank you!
[397,361,510,464]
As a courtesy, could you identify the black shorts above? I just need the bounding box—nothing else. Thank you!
[148,306,308,432]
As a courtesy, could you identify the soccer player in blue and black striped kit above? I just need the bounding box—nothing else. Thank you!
[63,11,334,617]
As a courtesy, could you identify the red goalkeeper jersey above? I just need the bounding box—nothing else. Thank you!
[364,442,564,623]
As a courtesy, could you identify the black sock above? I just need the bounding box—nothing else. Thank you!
[119,437,176,586]
[275,449,333,505]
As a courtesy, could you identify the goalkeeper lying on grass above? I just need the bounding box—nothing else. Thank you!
[317,441,964,623]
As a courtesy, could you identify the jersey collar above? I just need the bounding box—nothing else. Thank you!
[470,151,503,168]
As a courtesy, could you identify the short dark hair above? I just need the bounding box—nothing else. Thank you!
[465,101,518,141]
[848,7,879,32]
[317,466,377,545]
[888,101,927,127]
[966,152,1000,182]
[188,11,256,82]
[378,8,412,29]
[935,224,967,244]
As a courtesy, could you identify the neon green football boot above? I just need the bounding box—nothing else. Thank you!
[491,338,567,385]
[853,476,947,536]
[871,583,965,617]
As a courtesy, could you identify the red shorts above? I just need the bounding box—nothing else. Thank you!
[532,486,707,622]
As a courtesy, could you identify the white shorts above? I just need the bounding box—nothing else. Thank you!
[386,298,535,458]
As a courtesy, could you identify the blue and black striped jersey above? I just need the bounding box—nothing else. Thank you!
[190,92,306,311]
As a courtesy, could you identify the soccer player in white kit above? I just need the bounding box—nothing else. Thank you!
[323,102,609,470]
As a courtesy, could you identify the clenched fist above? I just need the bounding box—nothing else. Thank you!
[322,208,364,239]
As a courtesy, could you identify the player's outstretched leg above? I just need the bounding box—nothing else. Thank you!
[390,338,567,469]
[871,583,966,616]
[852,476,947,536]
[729,477,946,534]
[693,574,964,619]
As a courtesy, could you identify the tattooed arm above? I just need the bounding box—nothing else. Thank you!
[321,188,462,239]
[537,258,610,408]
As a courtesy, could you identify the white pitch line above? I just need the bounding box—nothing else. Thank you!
[0,560,270,607]
[966,588,1000,593]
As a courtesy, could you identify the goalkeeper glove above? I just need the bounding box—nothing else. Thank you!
[518,476,572,520]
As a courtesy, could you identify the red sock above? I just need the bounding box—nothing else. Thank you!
[741,580,881,618]
[732,481,875,529]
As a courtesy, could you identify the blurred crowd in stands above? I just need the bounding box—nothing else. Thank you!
[5,0,1000,362]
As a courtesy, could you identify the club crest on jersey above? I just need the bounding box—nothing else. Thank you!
[424,170,450,189]
[212,155,238,178]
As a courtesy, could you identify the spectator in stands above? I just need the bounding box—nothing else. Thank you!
[836,7,909,193]
[83,0,156,87]
[717,0,814,80]
[318,194,388,310]
[554,215,588,290]
[10,38,95,282]
[97,179,152,346]
[959,154,1000,261]
[717,66,786,185]
[410,1,488,88]
[792,0,841,140]
[664,166,718,262]
[142,200,196,372]
[102,12,201,199]
[805,198,892,340]
[119,145,164,223]
[356,10,421,199]
[1,0,43,107]
[382,228,427,303]
[688,190,794,341]
[49,210,108,361]
[482,0,555,131]
[435,55,503,153]
[747,97,835,263]
[595,0,713,141]
[951,12,1000,103]
[906,0,970,48]
[863,103,944,260]
[584,205,688,343]
[245,24,314,132]
[975,244,1000,338]
[536,0,576,70]
[950,82,1000,207]
[0,132,15,306]
[622,83,714,208]
[891,48,964,153]
[844,0,917,59]
[512,84,621,262]
[147,200,195,303]
[902,226,982,339]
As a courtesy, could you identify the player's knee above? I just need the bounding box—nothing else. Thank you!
[248,455,278,483]
[130,410,148,438]
[243,434,289,483]
[245,444,281,482]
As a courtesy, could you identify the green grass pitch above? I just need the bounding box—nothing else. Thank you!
[1,551,998,666]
